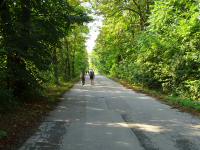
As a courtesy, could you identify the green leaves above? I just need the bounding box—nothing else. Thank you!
[0,130,7,139]
[0,0,90,101]
[93,0,200,100]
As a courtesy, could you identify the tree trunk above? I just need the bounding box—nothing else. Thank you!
[52,48,59,85]
[71,49,75,77]
[145,0,151,27]
[65,38,71,81]
[0,0,12,88]
[20,0,31,49]
[0,1,19,95]
[10,0,32,98]
[71,35,76,77]
[1,0,32,98]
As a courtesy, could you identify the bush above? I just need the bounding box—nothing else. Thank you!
[0,130,7,139]
[176,80,200,100]
[0,89,17,112]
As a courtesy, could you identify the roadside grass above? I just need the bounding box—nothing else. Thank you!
[46,82,74,103]
[117,79,200,115]
[0,81,76,150]
[167,96,200,111]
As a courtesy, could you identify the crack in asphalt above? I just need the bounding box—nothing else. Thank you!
[121,114,159,150]
[121,113,200,150]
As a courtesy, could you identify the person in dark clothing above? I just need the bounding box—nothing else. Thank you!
[80,71,85,86]
[89,69,95,85]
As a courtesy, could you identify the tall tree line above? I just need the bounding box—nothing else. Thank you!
[92,0,200,100]
[0,0,91,106]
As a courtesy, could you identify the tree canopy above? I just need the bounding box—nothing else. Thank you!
[0,0,199,111]
[0,0,91,110]
[92,0,200,100]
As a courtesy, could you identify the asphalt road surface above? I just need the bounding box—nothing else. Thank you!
[19,75,200,150]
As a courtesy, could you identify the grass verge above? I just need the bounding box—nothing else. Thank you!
[0,81,75,150]
[116,79,200,116]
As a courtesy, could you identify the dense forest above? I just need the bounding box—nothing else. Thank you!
[92,0,200,101]
[0,0,90,111]
[0,0,200,148]
[0,0,199,111]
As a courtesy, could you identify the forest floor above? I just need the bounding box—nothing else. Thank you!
[0,82,74,150]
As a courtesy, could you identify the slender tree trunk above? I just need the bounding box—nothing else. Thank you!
[11,0,32,98]
[52,48,59,85]
[145,0,151,27]
[0,0,11,88]
[146,0,150,15]
[1,0,32,98]
[71,35,76,77]
[21,0,31,49]
[0,1,17,93]
[71,49,75,77]
[140,17,145,30]
[65,38,71,81]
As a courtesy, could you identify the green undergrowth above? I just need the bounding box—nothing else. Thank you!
[46,82,74,103]
[116,79,200,115]
[0,80,76,148]
[167,96,200,111]
[0,130,7,140]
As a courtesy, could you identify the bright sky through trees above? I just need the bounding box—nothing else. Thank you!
[86,15,103,53]
[82,2,103,53]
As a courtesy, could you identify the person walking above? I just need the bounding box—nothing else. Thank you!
[89,69,95,85]
[80,71,85,86]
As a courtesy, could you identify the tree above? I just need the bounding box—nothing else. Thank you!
[0,0,91,103]
[92,0,200,100]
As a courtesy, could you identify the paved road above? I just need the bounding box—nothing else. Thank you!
[19,75,200,150]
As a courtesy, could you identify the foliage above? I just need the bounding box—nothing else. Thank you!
[92,0,200,100]
[0,130,7,139]
[0,0,91,108]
